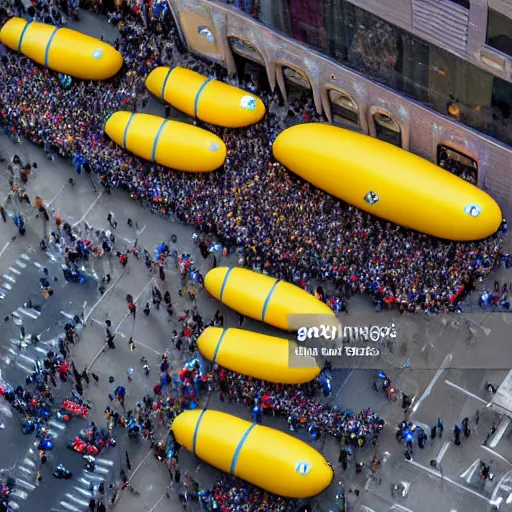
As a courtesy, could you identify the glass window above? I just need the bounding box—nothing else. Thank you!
[328,89,359,126]
[223,0,512,148]
[486,9,512,56]
[450,0,469,9]
[374,113,402,147]
[437,144,478,184]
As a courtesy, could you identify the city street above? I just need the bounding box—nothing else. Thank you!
[0,10,512,512]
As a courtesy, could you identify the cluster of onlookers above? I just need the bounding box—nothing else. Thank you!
[0,3,507,317]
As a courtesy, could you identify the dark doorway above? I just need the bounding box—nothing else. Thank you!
[437,144,478,185]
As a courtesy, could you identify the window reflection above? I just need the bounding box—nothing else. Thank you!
[217,0,512,148]
[374,112,401,147]
[487,9,512,57]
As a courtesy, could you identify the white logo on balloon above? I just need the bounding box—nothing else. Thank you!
[295,461,312,475]
[240,96,257,111]
[92,49,103,60]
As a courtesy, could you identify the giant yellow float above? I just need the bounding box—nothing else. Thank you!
[272,123,502,241]
[145,66,266,128]
[204,267,336,331]
[104,112,226,172]
[197,327,320,384]
[0,17,122,80]
[173,409,333,498]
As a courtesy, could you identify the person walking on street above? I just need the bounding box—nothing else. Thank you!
[107,212,117,229]
[454,424,462,445]
[129,337,135,351]
[437,418,444,437]
[462,417,471,437]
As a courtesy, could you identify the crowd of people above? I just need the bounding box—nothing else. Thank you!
[1,2,508,315]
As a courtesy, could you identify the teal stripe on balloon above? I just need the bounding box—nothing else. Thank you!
[17,21,33,53]
[193,78,213,119]
[151,119,168,163]
[192,409,207,456]
[261,280,280,321]
[44,27,59,68]
[123,113,136,149]
[212,329,228,364]
[161,67,173,101]
[219,267,233,302]
[230,424,256,475]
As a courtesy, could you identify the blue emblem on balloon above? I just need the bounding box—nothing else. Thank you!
[240,96,257,111]
[464,204,481,217]
[92,49,103,60]
[210,143,220,152]
[295,461,312,475]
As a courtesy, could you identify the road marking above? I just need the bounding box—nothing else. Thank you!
[47,183,67,207]
[22,458,35,467]
[59,501,80,512]
[65,494,90,506]
[96,458,114,466]
[17,465,32,474]
[12,489,28,500]
[8,501,19,510]
[15,362,33,373]
[73,486,93,497]
[9,267,21,275]
[16,479,36,491]
[460,459,481,483]
[481,445,512,467]
[72,192,103,228]
[47,429,59,438]
[17,307,41,319]
[0,242,10,259]
[407,459,489,501]
[19,353,35,364]
[412,354,452,413]
[3,274,16,283]
[390,506,415,512]
[2,282,12,290]
[35,346,47,354]
[94,466,109,474]
[48,419,66,430]
[436,441,451,464]
[81,472,104,481]
[488,417,511,449]
[20,254,31,261]
[15,260,27,268]
[444,380,488,404]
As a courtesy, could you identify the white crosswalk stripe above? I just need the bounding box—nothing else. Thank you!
[35,346,48,354]
[2,282,12,290]
[7,500,20,509]
[96,458,114,466]
[65,493,90,507]
[16,478,36,491]
[17,306,41,319]
[94,466,109,474]
[15,361,33,373]
[48,419,66,430]
[73,485,94,498]
[22,458,36,467]
[20,254,31,261]
[9,266,21,275]
[12,489,28,500]
[16,465,32,475]
[47,429,59,438]
[59,501,80,512]
[15,260,27,268]
[18,353,36,364]
[3,274,16,283]
[0,403,13,418]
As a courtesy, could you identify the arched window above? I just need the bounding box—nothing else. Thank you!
[328,89,359,127]
[283,66,311,89]
[373,112,401,147]
[228,36,265,65]
[437,144,478,185]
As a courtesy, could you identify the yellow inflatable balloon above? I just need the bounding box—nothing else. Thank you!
[172,410,334,498]
[197,327,320,384]
[204,267,336,331]
[145,66,266,128]
[273,123,502,241]
[104,112,226,172]
[0,17,122,80]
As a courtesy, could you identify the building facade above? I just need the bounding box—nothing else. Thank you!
[167,0,512,218]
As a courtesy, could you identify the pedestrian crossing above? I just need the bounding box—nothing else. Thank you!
[49,457,115,512]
